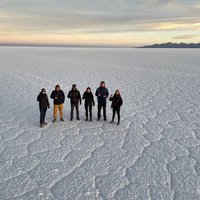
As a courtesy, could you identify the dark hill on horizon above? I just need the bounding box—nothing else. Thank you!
[138,42,200,48]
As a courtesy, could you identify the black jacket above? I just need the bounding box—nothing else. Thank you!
[50,90,65,105]
[95,87,109,104]
[37,93,50,109]
[110,94,123,108]
[82,92,95,106]
[67,89,81,104]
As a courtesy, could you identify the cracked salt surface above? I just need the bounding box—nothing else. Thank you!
[0,47,200,200]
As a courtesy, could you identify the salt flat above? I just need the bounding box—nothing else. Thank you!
[0,47,200,200]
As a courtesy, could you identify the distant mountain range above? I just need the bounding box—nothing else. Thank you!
[138,42,200,48]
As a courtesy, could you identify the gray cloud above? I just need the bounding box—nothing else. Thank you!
[173,35,199,40]
[0,0,199,35]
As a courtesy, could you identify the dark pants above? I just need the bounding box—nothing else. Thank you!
[40,107,47,125]
[85,104,92,119]
[97,103,106,120]
[112,107,120,122]
[71,103,79,119]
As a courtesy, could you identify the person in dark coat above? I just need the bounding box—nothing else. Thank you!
[50,84,65,122]
[95,81,109,121]
[37,88,50,127]
[82,87,95,121]
[67,84,82,120]
[109,89,123,125]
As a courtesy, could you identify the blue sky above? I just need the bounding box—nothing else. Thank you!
[0,0,199,46]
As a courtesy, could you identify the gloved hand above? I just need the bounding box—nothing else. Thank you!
[93,102,95,107]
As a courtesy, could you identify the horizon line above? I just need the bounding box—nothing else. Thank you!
[0,42,199,49]
[0,43,134,48]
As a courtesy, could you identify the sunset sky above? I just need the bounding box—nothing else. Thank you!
[0,0,199,47]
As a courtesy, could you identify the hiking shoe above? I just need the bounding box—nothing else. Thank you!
[110,120,114,123]
[77,118,80,120]
[52,119,56,122]
[85,118,88,121]
[40,124,43,128]
[60,118,64,121]
[43,122,48,125]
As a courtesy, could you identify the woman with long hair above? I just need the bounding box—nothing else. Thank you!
[109,89,123,125]
[82,87,95,121]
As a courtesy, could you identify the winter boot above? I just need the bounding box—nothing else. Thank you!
[90,113,92,122]
[110,115,114,123]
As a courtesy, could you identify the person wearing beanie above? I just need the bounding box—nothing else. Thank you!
[82,87,95,121]
[95,81,109,121]
[109,89,123,125]
[37,88,50,127]
[67,84,82,120]
[50,85,65,122]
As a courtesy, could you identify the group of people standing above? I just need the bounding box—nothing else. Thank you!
[37,81,123,128]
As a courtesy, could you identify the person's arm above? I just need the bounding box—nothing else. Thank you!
[37,94,40,102]
[50,91,54,99]
[91,93,95,106]
[103,88,109,98]
[47,96,50,108]
[78,91,82,105]
[95,88,99,96]
[67,91,71,98]
[62,91,65,103]
[82,92,85,100]
[120,97,123,106]
[109,95,113,101]
[106,88,109,98]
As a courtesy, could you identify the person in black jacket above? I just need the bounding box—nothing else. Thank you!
[82,87,95,121]
[37,88,50,127]
[50,85,65,122]
[95,81,109,121]
[109,89,123,125]
[67,84,82,120]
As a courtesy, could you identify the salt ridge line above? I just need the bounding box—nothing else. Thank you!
[0,47,200,199]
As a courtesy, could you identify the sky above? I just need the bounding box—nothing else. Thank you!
[0,0,199,47]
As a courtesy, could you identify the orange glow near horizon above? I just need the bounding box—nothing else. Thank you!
[0,1,200,46]
[0,18,199,46]
[0,31,143,46]
[0,28,199,47]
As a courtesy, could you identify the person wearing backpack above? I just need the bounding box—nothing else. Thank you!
[67,84,82,120]
[109,89,123,125]
[82,87,95,121]
[50,84,65,122]
[37,88,50,127]
[95,81,109,121]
